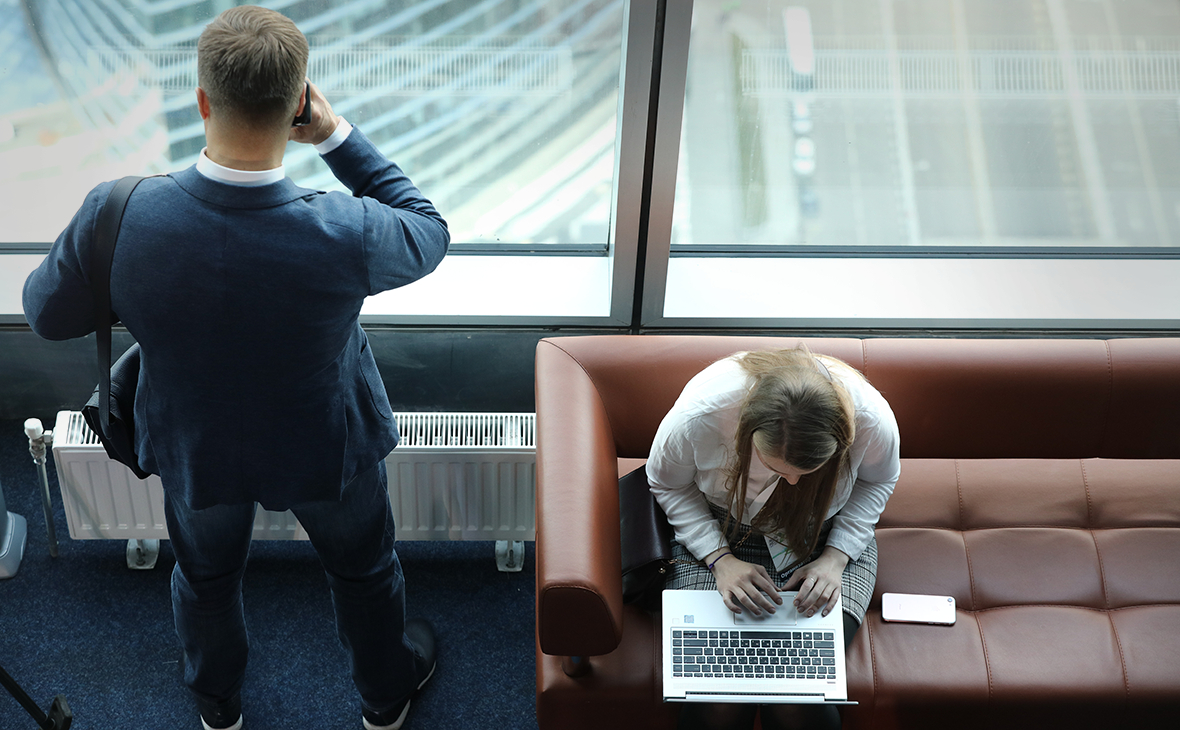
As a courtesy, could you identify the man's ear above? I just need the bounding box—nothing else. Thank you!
[196,87,211,120]
[294,85,307,119]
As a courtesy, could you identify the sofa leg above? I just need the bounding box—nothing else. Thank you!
[562,655,591,677]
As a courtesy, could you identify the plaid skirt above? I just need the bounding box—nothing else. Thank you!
[664,504,876,626]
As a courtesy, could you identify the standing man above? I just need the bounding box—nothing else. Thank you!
[23,6,448,730]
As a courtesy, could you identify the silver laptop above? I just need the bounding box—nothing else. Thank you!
[662,590,855,705]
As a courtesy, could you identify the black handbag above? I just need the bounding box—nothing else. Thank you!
[619,464,675,608]
[81,176,153,480]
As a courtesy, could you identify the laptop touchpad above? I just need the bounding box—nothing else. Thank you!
[733,604,799,626]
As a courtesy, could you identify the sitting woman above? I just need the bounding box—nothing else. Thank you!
[647,347,901,730]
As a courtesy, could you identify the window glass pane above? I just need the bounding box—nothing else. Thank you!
[673,0,1180,248]
[0,0,623,247]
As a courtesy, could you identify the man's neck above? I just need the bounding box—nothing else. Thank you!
[203,125,288,171]
[204,148,283,171]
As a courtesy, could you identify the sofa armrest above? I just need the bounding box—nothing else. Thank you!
[536,340,625,658]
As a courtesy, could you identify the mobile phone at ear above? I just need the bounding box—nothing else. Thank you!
[881,593,956,625]
[292,82,311,126]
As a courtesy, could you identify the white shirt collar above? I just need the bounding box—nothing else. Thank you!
[196,149,286,187]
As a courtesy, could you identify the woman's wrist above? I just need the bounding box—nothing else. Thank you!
[704,547,733,571]
[818,545,851,570]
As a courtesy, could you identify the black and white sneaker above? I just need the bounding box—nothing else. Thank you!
[361,619,437,730]
[197,693,242,730]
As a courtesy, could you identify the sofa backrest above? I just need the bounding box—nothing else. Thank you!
[537,336,1180,460]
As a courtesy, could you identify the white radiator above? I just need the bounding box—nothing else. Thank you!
[50,411,536,545]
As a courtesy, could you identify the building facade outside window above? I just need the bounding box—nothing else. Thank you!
[648,0,1180,328]
[1,0,638,323]
[2,0,1178,329]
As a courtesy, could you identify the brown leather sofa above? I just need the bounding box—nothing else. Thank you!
[534,335,1180,729]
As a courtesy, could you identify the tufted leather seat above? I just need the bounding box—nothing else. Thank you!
[534,336,1180,729]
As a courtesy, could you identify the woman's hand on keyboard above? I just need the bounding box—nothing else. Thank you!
[783,546,850,618]
[710,552,783,616]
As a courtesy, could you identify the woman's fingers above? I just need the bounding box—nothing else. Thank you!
[736,588,764,615]
[741,567,781,613]
[793,574,820,610]
[737,581,780,615]
[781,570,803,591]
[795,580,840,618]
[752,566,784,606]
[722,592,744,614]
[821,584,841,617]
[715,558,784,614]
[793,573,842,617]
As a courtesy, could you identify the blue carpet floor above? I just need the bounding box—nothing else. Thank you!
[0,420,538,730]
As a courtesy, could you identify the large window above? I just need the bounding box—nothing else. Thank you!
[642,0,1180,327]
[2,0,1178,329]
[0,0,638,323]
[672,0,1180,249]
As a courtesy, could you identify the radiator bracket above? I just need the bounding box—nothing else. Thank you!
[496,539,525,572]
[126,539,159,570]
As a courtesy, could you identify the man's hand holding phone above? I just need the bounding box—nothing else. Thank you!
[289,80,343,147]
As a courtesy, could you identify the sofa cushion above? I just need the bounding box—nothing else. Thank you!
[846,457,1180,728]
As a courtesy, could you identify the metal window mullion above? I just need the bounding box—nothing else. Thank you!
[637,0,692,328]
[607,0,661,325]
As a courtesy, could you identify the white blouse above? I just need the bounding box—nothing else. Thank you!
[646,354,901,573]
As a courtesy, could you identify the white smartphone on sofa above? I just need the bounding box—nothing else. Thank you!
[881,593,957,625]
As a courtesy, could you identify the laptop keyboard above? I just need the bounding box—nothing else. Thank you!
[671,630,838,680]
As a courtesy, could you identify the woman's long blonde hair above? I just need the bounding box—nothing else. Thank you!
[723,347,857,568]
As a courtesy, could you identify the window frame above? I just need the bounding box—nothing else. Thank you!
[1,0,659,328]
[637,0,1180,332]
